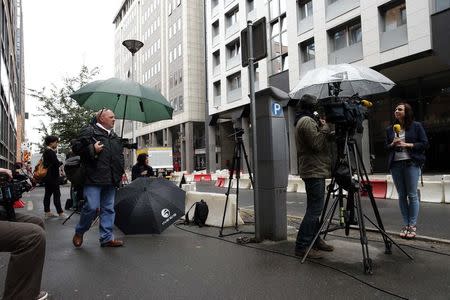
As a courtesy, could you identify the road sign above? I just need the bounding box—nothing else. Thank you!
[241,17,267,67]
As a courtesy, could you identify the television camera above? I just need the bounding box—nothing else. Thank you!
[121,138,138,150]
[0,173,32,221]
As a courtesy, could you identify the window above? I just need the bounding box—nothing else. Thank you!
[226,7,239,28]
[212,20,220,39]
[213,81,221,96]
[178,96,184,111]
[226,39,240,59]
[212,0,219,9]
[330,20,362,51]
[269,2,288,74]
[227,72,241,91]
[383,2,406,32]
[298,0,313,19]
[435,0,450,11]
[213,50,220,67]
[247,0,254,13]
[300,39,315,62]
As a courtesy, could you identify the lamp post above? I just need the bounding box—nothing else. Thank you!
[122,39,144,167]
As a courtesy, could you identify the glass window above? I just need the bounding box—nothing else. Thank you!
[269,0,280,19]
[435,0,450,11]
[299,1,313,19]
[301,40,315,62]
[282,55,289,71]
[349,23,362,45]
[333,29,347,51]
[281,31,288,54]
[228,73,241,90]
[384,3,407,32]
[271,35,281,56]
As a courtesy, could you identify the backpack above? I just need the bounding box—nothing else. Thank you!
[64,156,85,186]
[32,159,48,183]
[185,200,209,227]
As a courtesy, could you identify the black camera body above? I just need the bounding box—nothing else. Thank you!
[0,174,32,221]
[319,96,369,136]
[121,138,138,150]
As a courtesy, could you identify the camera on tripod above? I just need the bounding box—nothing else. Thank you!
[121,138,138,150]
[0,173,32,221]
[318,94,371,136]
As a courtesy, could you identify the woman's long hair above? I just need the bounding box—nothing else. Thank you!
[395,102,414,130]
[137,153,148,166]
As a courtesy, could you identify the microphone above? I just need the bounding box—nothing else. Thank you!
[393,124,401,137]
[361,100,373,108]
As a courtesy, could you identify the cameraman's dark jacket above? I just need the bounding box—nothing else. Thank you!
[385,121,428,170]
[72,124,124,187]
[295,115,332,179]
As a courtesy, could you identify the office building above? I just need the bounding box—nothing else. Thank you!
[113,0,206,172]
[0,0,25,168]
[205,0,450,174]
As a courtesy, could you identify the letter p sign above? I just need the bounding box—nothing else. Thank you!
[271,101,283,117]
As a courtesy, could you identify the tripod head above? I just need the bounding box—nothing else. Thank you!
[228,128,245,141]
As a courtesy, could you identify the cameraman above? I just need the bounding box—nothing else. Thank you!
[294,94,334,259]
[0,168,48,300]
[71,108,124,248]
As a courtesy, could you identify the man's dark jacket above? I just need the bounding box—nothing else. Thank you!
[72,124,124,187]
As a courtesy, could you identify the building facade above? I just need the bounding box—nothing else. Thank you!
[113,0,206,173]
[205,0,450,174]
[0,0,25,168]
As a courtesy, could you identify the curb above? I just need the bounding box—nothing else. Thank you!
[240,208,450,245]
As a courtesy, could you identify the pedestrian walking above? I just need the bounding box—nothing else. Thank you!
[71,109,125,248]
[42,135,66,219]
[385,102,428,239]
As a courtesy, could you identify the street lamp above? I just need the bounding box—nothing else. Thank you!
[122,39,144,166]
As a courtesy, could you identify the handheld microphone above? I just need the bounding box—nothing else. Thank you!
[393,124,401,137]
[361,99,373,108]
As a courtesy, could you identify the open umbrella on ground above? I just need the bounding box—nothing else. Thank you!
[114,177,185,234]
[289,64,395,100]
[70,77,173,136]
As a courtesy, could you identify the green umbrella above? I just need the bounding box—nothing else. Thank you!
[70,77,173,135]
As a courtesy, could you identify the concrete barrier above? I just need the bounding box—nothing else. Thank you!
[443,175,450,204]
[194,173,212,182]
[419,181,444,203]
[296,179,305,193]
[287,177,299,192]
[181,183,196,192]
[386,175,398,200]
[361,179,387,199]
[185,191,244,227]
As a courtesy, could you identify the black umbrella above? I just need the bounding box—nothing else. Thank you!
[114,177,185,234]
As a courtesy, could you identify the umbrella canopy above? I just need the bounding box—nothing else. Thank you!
[289,64,395,100]
[114,177,185,234]
[70,77,173,124]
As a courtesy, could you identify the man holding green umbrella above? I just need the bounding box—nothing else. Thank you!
[71,109,125,248]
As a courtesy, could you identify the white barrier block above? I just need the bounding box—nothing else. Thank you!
[443,175,450,204]
[296,179,305,193]
[419,181,444,203]
[286,178,299,192]
[185,174,194,183]
[237,178,251,189]
[386,175,398,200]
[185,191,244,227]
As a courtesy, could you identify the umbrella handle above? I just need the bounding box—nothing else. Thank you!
[121,95,128,138]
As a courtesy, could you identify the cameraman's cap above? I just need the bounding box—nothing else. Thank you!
[300,94,318,106]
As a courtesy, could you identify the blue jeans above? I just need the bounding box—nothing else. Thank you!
[296,178,325,250]
[75,185,116,244]
[390,160,421,227]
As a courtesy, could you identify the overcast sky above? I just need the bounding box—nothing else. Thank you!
[23,0,123,147]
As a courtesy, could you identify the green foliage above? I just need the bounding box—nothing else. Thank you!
[29,66,99,154]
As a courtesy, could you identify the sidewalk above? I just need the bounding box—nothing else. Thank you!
[0,185,449,299]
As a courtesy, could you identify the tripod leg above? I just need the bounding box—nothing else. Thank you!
[234,145,242,230]
[353,191,373,274]
[62,209,78,225]
[301,194,340,263]
[219,146,237,237]
[353,143,392,254]
[240,140,254,187]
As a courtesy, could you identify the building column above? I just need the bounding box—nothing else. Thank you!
[185,121,194,173]
[151,132,158,147]
[287,106,298,175]
[165,128,173,146]
[180,124,186,171]
[206,125,216,173]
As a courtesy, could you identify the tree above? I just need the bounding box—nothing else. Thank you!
[29,66,99,154]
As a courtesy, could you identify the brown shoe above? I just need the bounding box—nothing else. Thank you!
[101,239,124,247]
[314,238,334,252]
[72,233,83,248]
[295,248,323,259]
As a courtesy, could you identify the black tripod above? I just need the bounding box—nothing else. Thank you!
[219,128,254,237]
[62,185,99,226]
[301,127,413,274]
